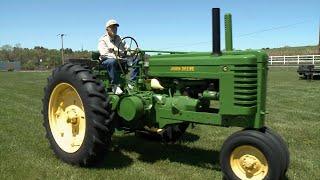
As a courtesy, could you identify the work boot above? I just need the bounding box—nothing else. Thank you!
[112,85,123,95]
[128,84,134,90]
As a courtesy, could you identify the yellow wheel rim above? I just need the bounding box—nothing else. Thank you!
[230,145,268,180]
[48,83,86,153]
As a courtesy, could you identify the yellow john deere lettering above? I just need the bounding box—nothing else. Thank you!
[170,66,195,72]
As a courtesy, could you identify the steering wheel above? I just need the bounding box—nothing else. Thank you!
[116,36,139,62]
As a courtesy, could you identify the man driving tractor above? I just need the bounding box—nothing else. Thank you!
[98,19,139,94]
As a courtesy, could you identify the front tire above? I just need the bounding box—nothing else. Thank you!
[264,127,290,177]
[42,63,113,166]
[220,129,283,180]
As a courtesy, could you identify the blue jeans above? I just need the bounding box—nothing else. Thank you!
[130,58,140,81]
[101,58,140,84]
[101,58,119,85]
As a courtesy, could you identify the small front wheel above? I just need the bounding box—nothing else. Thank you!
[264,127,290,177]
[220,129,283,180]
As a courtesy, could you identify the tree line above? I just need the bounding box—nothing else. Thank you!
[1,44,319,70]
[0,44,91,70]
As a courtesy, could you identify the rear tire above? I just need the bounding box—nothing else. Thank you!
[42,63,114,166]
[135,122,189,143]
[220,129,282,180]
[160,122,189,143]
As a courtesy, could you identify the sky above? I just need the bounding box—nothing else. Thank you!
[0,0,319,52]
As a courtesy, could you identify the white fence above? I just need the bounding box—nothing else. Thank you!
[269,55,320,65]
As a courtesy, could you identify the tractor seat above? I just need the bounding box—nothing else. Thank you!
[67,58,98,68]
[91,51,129,73]
[65,52,101,68]
[91,51,101,61]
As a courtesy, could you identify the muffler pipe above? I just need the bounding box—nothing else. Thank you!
[212,8,221,56]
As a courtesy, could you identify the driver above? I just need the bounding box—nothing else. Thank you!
[98,19,138,94]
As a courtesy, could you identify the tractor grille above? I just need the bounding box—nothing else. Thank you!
[233,65,258,107]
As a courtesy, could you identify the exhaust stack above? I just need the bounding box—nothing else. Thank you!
[212,8,221,56]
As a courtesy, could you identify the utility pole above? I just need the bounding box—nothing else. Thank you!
[318,20,320,54]
[57,34,66,64]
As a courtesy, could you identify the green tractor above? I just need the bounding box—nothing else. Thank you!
[42,8,289,179]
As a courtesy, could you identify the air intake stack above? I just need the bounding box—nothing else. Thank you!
[224,13,233,51]
[212,8,234,55]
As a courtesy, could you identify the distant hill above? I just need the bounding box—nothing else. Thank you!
[262,45,320,56]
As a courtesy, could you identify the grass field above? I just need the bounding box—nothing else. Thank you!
[0,68,319,180]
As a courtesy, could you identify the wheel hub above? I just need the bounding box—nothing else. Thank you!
[230,145,268,180]
[239,155,261,174]
[48,83,86,153]
[65,105,82,125]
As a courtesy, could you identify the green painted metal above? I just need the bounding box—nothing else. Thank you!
[224,13,233,51]
[202,90,219,100]
[97,53,268,130]
[118,96,144,121]
[93,12,269,130]
[108,94,119,111]
[140,50,266,129]
[140,50,189,54]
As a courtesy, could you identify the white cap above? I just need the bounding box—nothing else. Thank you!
[106,19,119,28]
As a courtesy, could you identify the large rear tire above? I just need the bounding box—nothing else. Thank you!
[42,63,114,166]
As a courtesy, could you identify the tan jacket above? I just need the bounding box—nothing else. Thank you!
[98,34,127,59]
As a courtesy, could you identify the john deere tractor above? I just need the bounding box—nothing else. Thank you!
[43,8,289,179]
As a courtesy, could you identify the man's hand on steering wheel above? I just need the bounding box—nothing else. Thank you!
[126,47,140,57]
[112,47,126,60]
[116,37,139,61]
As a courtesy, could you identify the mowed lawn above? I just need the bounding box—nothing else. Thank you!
[0,68,319,180]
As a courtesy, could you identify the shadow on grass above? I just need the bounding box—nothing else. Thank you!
[94,148,134,169]
[135,131,200,143]
[97,132,220,171]
[175,131,201,143]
